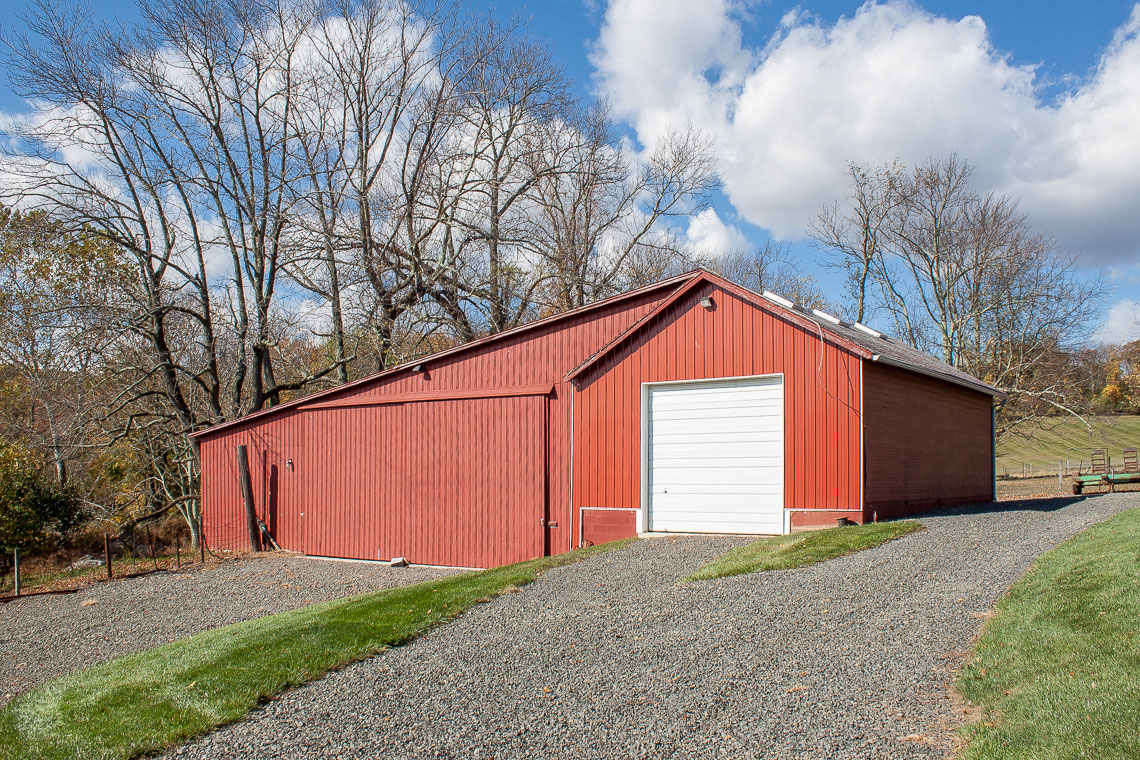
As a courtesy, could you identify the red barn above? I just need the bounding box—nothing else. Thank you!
[193,269,1001,568]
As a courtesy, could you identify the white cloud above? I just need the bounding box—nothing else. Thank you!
[684,208,750,258]
[593,1,1140,263]
[1095,299,1140,344]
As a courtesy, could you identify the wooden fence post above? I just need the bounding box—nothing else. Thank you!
[237,445,261,552]
[104,533,112,580]
[198,511,205,565]
[147,526,158,571]
[13,550,20,597]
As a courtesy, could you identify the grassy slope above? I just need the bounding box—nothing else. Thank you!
[997,415,1140,475]
[956,508,1140,759]
[684,521,923,582]
[0,540,634,760]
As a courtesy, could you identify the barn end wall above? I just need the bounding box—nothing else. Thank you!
[862,361,994,519]
[197,286,672,566]
[573,282,864,543]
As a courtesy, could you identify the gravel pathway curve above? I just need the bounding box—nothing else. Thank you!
[155,494,1132,759]
[0,555,456,703]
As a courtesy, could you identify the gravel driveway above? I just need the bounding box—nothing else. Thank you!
[157,495,1133,758]
[0,555,455,704]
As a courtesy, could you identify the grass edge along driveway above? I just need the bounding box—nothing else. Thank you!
[0,539,636,760]
[684,520,924,582]
[955,507,1140,759]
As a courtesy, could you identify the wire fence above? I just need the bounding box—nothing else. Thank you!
[1,517,215,602]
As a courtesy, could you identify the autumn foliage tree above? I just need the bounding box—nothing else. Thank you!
[0,441,82,578]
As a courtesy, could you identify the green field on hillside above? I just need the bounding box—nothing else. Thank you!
[997,415,1140,476]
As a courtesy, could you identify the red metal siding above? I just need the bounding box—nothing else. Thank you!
[572,283,864,537]
[198,286,668,565]
[862,361,993,518]
[295,395,544,567]
[580,509,638,547]
[200,410,307,553]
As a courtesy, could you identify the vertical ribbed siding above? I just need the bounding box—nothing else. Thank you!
[289,396,543,567]
[863,361,993,516]
[197,287,668,564]
[573,283,863,528]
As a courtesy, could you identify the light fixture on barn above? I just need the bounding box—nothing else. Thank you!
[699,295,715,310]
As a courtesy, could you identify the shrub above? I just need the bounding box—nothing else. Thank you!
[0,442,83,572]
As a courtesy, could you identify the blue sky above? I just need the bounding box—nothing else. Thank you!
[2,0,1139,341]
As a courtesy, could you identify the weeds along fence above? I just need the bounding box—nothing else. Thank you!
[1,518,210,602]
[999,460,1079,479]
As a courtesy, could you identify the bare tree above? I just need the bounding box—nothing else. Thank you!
[812,153,1105,438]
[526,110,718,312]
[808,160,902,322]
[419,24,574,338]
[710,241,830,311]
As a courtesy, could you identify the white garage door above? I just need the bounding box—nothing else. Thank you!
[647,377,784,534]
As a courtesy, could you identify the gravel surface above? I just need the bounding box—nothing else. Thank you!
[158,494,1139,760]
[0,554,456,703]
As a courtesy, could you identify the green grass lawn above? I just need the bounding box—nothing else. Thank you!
[956,508,1140,759]
[683,520,923,582]
[997,415,1140,476]
[0,539,634,760]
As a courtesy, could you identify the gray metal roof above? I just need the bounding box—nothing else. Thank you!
[777,300,1005,398]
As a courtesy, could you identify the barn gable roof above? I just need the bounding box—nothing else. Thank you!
[563,271,875,383]
[566,269,1004,398]
[190,271,693,440]
[194,267,1003,441]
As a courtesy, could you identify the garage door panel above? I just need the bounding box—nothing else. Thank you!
[648,377,784,534]
[649,402,782,418]
[651,518,782,534]
[652,487,784,499]
[651,467,782,486]
[649,447,783,462]
[650,416,782,434]
[648,431,783,446]
[653,500,783,516]
[650,406,782,421]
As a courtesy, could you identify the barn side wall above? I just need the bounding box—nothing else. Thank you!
[200,409,307,553]
[862,361,994,519]
[197,287,670,564]
[573,282,864,539]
